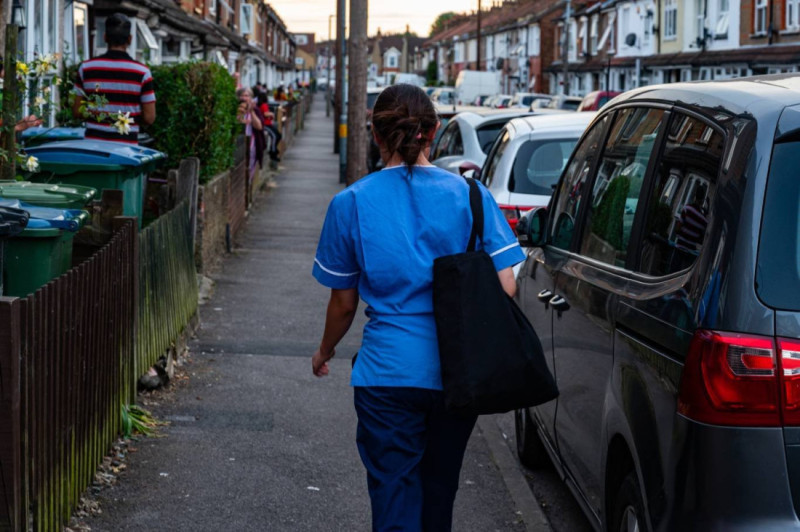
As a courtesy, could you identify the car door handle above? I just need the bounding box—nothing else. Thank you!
[537,290,553,307]
[550,295,570,313]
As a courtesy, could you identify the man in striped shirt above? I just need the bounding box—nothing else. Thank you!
[72,13,156,144]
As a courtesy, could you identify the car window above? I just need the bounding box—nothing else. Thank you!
[481,129,510,187]
[432,120,458,160]
[579,107,665,268]
[476,123,504,154]
[366,92,380,110]
[522,96,534,106]
[636,112,723,276]
[450,125,464,155]
[549,114,610,250]
[563,100,581,111]
[510,139,578,195]
[758,137,800,310]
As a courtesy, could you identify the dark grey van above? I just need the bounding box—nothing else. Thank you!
[514,74,800,531]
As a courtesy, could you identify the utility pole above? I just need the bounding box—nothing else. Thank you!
[334,0,346,154]
[346,0,367,185]
[327,14,333,117]
[476,0,482,70]
[562,0,571,95]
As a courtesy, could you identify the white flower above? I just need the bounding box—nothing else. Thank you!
[114,112,133,135]
[42,86,51,95]
[33,95,46,107]
[25,156,39,172]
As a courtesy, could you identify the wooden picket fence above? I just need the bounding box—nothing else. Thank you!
[0,219,137,531]
[136,200,198,382]
[0,197,198,530]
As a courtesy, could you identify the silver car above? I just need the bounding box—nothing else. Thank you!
[478,112,596,232]
[430,109,534,176]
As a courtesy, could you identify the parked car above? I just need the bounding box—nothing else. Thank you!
[472,94,492,106]
[431,103,486,149]
[482,95,498,108]
[510,92,552,109]
[530,97,552,109]
[430,108,535,176]
[576,90,622,111]
[431,87,456,105]
[493,95,513,109]
[513,74,800,531]
[475,112,594,232]
[543,94,583,111]
[424,86,438,97]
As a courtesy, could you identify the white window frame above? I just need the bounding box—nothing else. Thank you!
[529,24,541,56]
[755,0,768,35]
[715,0,730,38]
[209,0,217,15]
[665,0,678,40]
[787,0,800,30]
[240,4,255,36]
[696,0,706,42]
[579,17,588,55]
[590,15,599,54]
[598,13,615,51]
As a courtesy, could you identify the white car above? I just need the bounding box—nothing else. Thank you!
[430,108,534,177]
[478,112,597,232]
[510,92,552,109]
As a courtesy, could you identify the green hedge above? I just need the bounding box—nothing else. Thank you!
[149,62,238,182]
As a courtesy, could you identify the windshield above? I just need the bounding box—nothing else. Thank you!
[563,100,580,111]
[757,138,800,310]
[476,123,505,154]
[510,139,578,195]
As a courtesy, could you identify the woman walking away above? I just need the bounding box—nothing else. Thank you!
[311,84,525,531]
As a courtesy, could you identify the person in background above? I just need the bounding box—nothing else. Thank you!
[72,13,155,144]
[311,84,524,531]
[256,91,282,164]
[237,87,265,174]
[275,86,288,102]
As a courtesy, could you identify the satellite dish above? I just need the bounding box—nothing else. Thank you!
[625,33,637,47]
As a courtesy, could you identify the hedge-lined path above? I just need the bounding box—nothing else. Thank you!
[82,95,528,531]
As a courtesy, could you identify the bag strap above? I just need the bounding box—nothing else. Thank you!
[465,177,484,252]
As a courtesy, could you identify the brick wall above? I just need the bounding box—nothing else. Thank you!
[196,170,231,274]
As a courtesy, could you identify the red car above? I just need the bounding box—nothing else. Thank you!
[576,90,622,111]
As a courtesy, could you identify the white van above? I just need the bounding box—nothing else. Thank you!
[455,70,501,106]
[392,73,426,87]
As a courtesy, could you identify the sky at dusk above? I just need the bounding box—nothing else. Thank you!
[269,0,479,41]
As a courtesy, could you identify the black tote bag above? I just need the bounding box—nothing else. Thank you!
[432,178,558,416]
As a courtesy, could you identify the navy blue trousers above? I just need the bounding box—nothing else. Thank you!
[354,386,477,532]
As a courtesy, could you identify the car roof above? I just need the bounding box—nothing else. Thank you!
[455,109,536,127]
[367,87,384,94]
[510,111,597,135]
[613,74,800,115]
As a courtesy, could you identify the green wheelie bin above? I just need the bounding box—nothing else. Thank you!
[0,200,89,297]
[0,180,96,209]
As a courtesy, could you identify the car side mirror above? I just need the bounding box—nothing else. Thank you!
[516,207,548,247]
[458,161,482,179]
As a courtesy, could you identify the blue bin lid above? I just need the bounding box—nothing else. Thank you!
[0,205,29,237]
[0,199,87,232]
[24,139,166,169]
[20,126,85,141]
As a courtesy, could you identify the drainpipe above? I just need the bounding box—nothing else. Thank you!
[768,0,775,44]
[656,0,661,55]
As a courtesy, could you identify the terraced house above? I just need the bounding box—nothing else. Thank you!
[4,0,297,122]
[419,0,800,97]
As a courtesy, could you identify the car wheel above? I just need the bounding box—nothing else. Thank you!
[514,408,549,469]
[611,471,648,532]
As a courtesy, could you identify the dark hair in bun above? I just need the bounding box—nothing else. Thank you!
[371,84,438,175]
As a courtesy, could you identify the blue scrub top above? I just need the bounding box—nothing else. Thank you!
[313,165,525,390]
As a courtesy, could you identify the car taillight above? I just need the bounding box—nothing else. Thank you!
[498,205,534,233]
[779,339,800,424]
[678,330,781,427]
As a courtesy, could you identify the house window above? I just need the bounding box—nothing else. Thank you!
[590,15,599,54]
[755,0,768,35]
[579,18,588,55]
[209,0,217,14]
[598,12,615,52]
[240,4,254,36]
[716,0,730,37]
[388,55,397,68]
[665,0,678,39]
[788,0,800,30]
[696,0,706,42]
[530,25,541,56]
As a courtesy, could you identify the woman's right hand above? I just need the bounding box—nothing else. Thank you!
[312,346,335,377]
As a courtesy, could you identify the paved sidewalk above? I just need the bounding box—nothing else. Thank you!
[84,96,534,531]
